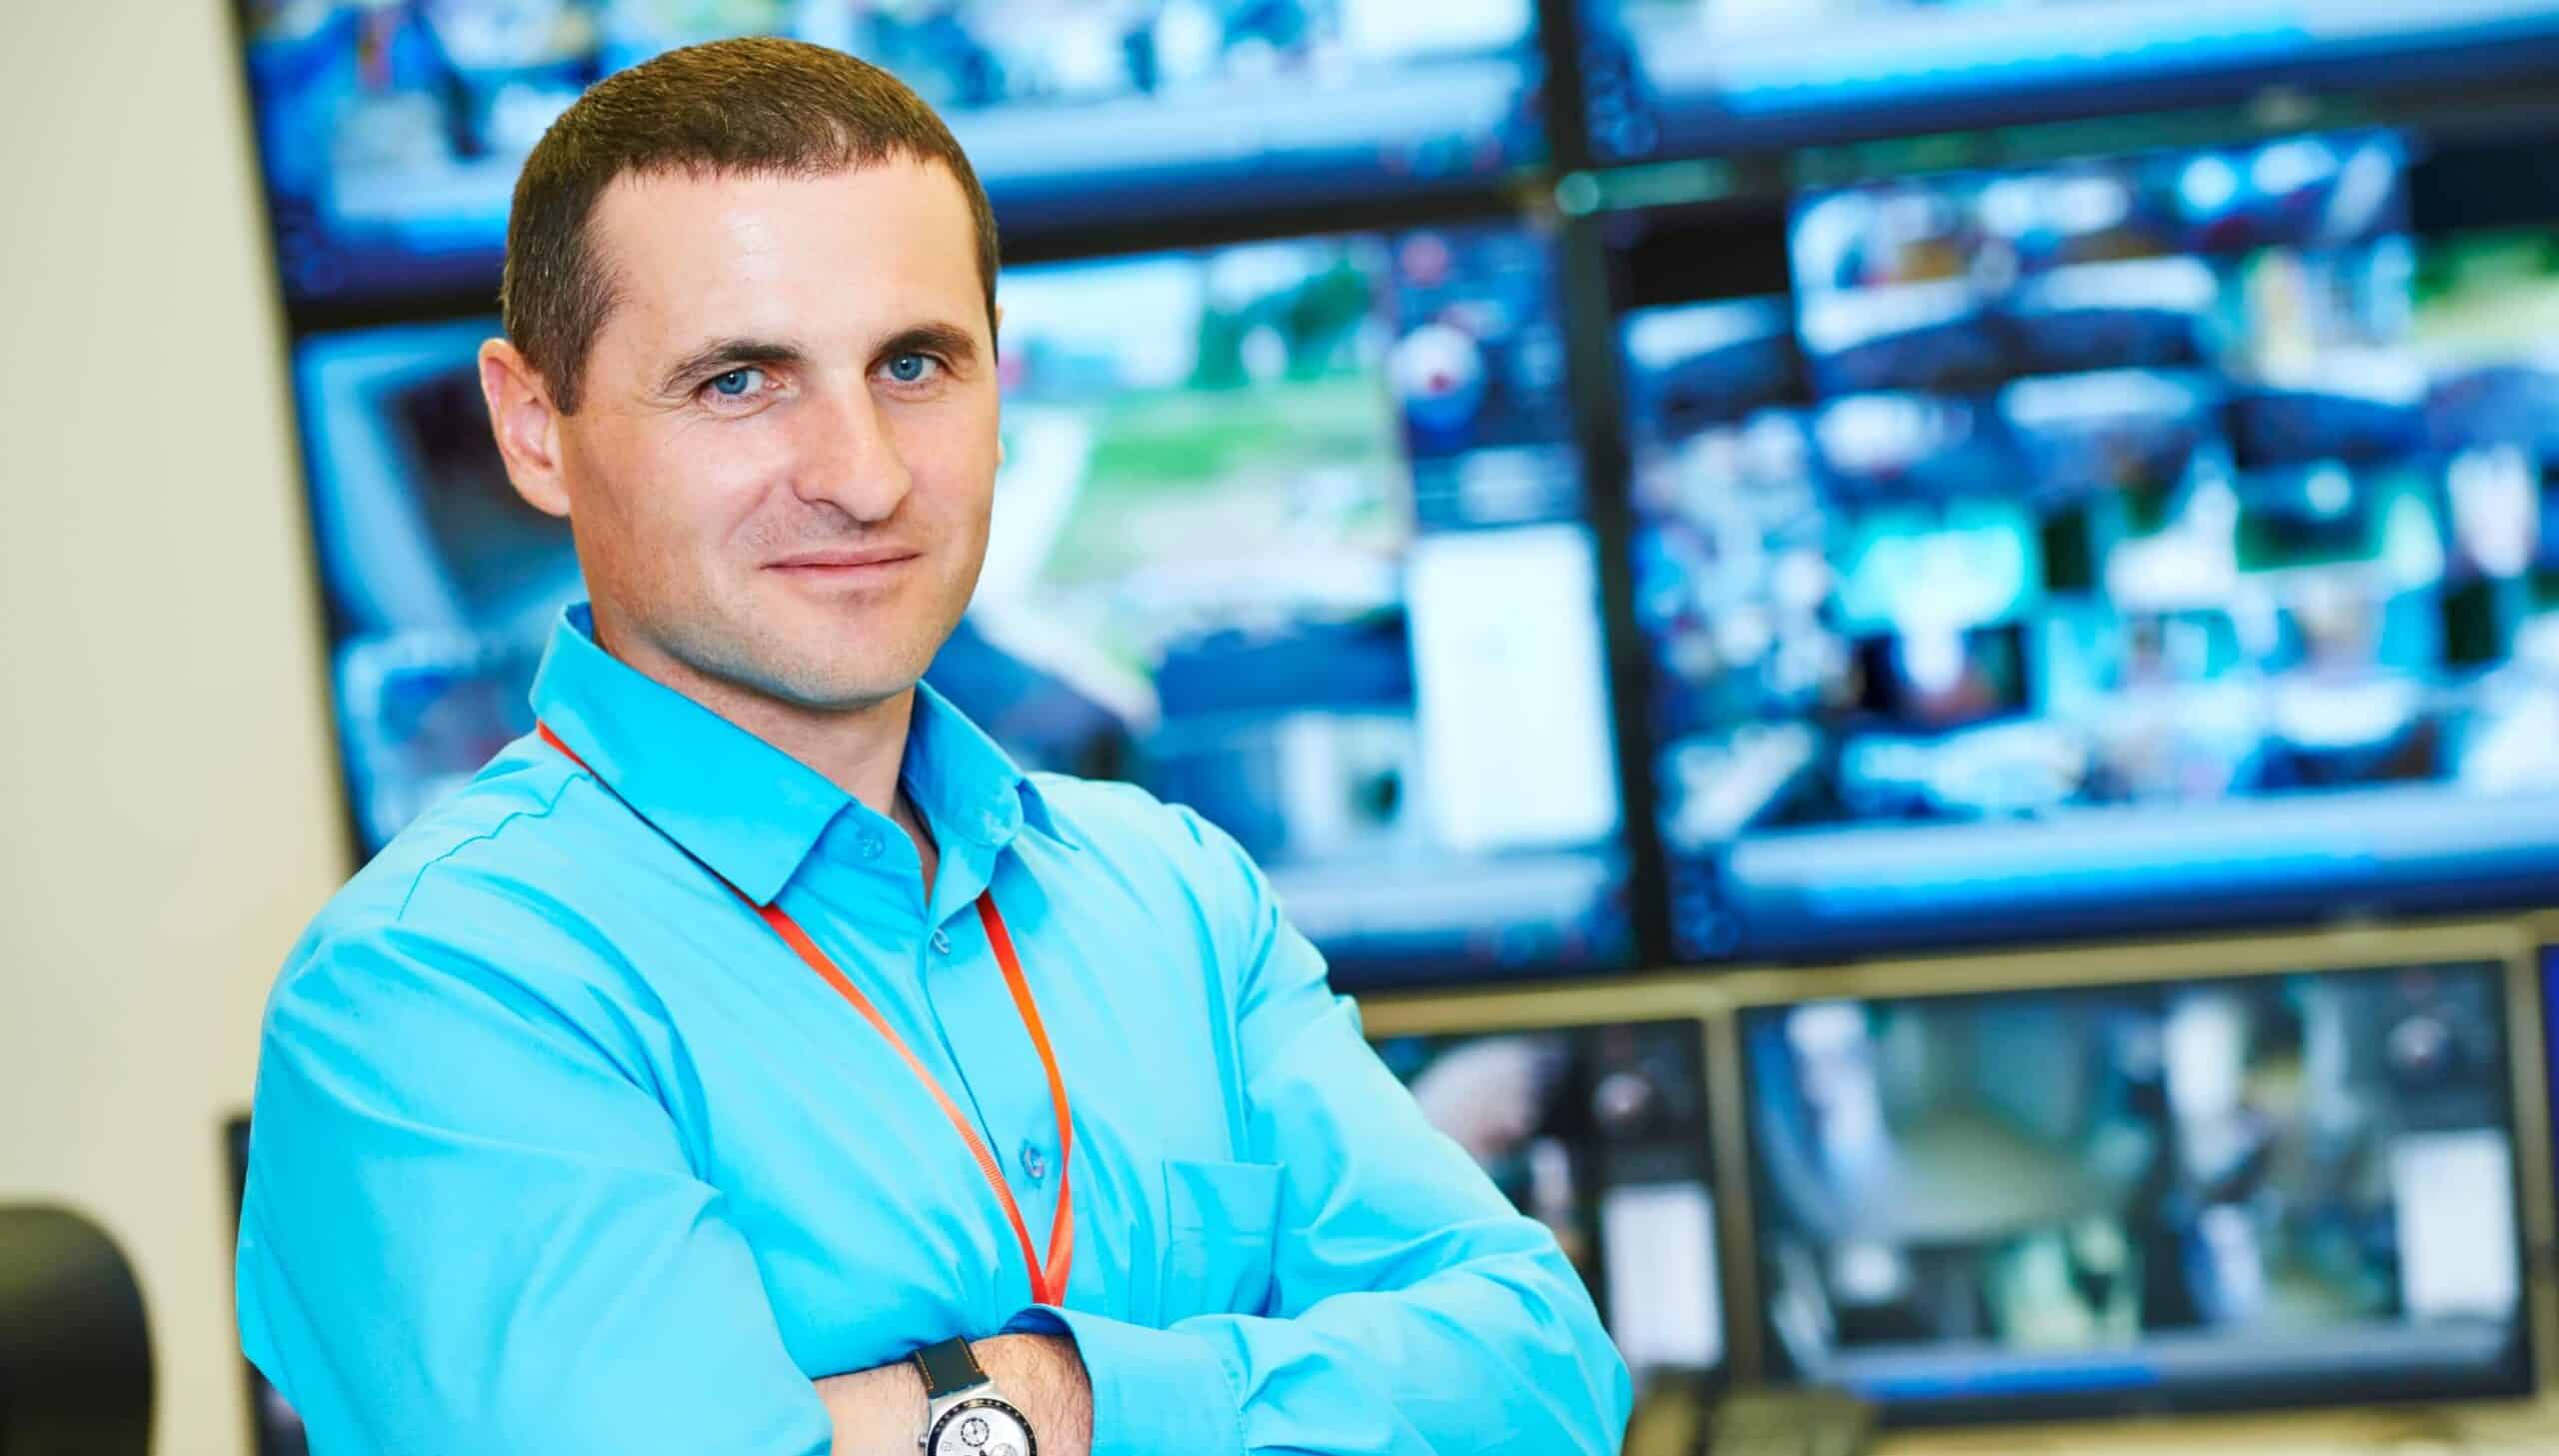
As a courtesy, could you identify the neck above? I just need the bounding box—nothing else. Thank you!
[591,613,914,820]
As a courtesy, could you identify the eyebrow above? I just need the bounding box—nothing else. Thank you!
[653,337,810,399]
[878,321,983,371]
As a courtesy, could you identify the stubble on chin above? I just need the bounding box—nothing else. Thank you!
[648,572,963,718]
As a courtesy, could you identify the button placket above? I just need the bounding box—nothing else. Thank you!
[909,893,1067,1280]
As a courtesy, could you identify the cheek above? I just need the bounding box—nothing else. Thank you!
[606,421,786,559]
[562,422,789,621]
[894,400,1002,513]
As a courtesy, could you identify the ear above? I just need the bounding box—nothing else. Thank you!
[479,338,571,519]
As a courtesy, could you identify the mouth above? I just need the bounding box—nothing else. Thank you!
[766,547,922,583]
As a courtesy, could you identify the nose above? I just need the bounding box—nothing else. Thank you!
[794,378,914,524]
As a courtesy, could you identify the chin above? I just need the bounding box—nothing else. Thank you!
[657,622,923,716]
[659,575,970,709]
[755,656,929,714]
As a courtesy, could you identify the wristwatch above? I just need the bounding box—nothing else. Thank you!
[913,1337,1036,1456]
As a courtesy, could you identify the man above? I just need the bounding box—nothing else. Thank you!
[237,35,1630,1456]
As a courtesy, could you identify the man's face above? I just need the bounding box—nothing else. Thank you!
[553,160,999,714]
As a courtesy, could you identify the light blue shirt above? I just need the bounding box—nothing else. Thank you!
[239,605,1629,1455]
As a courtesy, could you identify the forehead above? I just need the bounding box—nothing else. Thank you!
[585,159,985,354]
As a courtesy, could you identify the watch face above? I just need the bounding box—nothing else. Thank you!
[929,1396,1035,1456]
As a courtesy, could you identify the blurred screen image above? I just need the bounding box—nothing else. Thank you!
[296,318,572,849]
[295,224,1632,983]
[237,0,1547,305]
[1624,133,2559,959]
[982,226,1632,981]
[1576,0,2559,166]
[1372,1017,1723,1386]
[1741,959,2532,1418]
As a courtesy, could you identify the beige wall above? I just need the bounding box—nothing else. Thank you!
[0,5,353,1454]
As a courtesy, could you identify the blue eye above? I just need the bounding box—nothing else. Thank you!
[708,367,763,398]
[885,353,936,385]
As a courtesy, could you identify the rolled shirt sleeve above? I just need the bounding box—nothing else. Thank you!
[236,868,835,1456]
[1012,807,1633,1456]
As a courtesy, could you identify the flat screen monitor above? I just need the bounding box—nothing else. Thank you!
[294,223,1633,984]
[236,0,1548,306]
[295,318,572,849]
[1736,949,2537,1421]
[976,225,1633,981]
[1370,1012,1725,1387]
[1574,0,2559,167]
[1622,131,2559,960]
[225,1120,310,1456]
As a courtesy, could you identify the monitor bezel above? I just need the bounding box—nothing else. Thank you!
[1709,917,2558,1427]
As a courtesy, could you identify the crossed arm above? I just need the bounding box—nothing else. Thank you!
[236,827,1627,1454]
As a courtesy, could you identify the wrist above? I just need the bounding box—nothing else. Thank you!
[814,1358,928,1456]
[914,1336,1055,1456]
[973,1331,1055,1373]
[974,1334,1093,1456]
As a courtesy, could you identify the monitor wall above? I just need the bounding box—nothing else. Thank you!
[1361,918,2559,1420]
[234,7,2559,978]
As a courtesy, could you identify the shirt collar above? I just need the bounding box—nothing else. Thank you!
[528,605,1071,906]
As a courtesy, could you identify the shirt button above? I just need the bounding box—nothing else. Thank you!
[1019,1140,1049,1186]
[856,828,886,860]
[930,929,953,955]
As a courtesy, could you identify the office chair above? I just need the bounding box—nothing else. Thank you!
[0,1203,152,1456]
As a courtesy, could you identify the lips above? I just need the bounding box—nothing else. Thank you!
[765,547,923,597]
[767,546,922,571]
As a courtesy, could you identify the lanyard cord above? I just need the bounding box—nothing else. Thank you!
[537,723,1075,1306]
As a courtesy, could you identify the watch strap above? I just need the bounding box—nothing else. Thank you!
[913,1337,988,1400]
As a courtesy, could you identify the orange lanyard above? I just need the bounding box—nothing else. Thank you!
[538,724,1076,1307]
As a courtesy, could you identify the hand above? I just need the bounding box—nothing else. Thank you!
[815,1333,1091,1456]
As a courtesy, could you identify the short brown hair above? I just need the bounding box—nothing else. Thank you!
[500,36,1001,414]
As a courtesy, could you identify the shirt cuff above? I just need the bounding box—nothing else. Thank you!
[1003,1305,1245,1456]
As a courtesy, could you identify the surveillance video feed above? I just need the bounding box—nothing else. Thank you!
[1742,960,2530,1417]
[238,0,1548,304]
[986,226,1631,981]
[298,224,1630,982]
[1575,0,2559,165]
[1372,1018,1723,1383]
[1624,132,2559,959]
[295,320,577,849]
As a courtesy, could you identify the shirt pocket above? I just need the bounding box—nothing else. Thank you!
[1155,1158,1281,1324]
